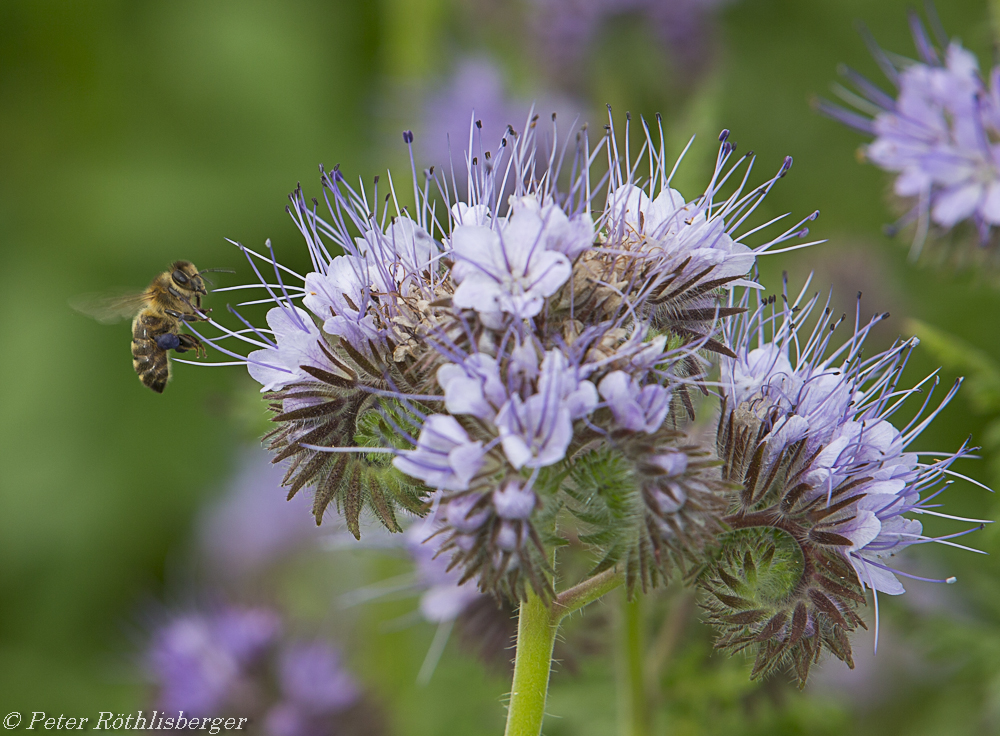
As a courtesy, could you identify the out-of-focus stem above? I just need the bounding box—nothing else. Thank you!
[504,590,559,736]
[645,590,695,684]
[617,593,651,736]
[992,0,1000,49]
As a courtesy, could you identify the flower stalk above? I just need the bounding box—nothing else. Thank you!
[504,568,625,736]
[619,594,651,736]
[504,590,559,736]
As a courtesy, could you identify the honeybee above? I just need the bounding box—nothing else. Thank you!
[73,261,220,393]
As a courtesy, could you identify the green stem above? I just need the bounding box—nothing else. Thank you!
[504,589,559,736]
[504,569,624,736]
[552,567,625,622]
[618,593,651,736]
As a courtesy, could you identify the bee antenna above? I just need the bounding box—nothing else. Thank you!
[198,267,237,274]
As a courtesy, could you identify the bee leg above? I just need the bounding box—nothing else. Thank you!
[176,334,206,358]
[167,287,212,321]
[165,308,210,322]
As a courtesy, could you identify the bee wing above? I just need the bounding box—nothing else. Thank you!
[70,290,151,324]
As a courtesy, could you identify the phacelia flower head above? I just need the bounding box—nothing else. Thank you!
[192,107,817,603]
[819,8,1000,260]
[148,606,281,716]
[146,605,383,735]
[706,276,984,685]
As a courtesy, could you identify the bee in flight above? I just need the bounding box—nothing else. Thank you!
[73,261,228,393]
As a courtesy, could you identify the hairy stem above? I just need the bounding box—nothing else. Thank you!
[552,567,625,622]
[618,593,651,736]
[504,590,559,736]
[504,568,624,736]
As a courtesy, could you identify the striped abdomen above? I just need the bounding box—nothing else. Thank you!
[131,312,173,393]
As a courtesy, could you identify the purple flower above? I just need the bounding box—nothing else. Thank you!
[492,479,538,520]
[247,307,335,392]
[721,285,976,597]
[495,349,596,469]
[598,370,671,433]
[355,216,440,294]
[820,12,1000,251]
[393,415,486,491]
[445,493,491,534]
[198,446,322,577]
[406,524,484,623]
[451,205,573,319]
[419,57,585,184]
[437,353,508,421]
[275,642,361,713]
[529,0,730,84]
[302,255,382,351]
[605,182,757,286]
[148,608,281,716]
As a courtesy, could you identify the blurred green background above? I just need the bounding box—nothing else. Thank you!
[2,0,999,733]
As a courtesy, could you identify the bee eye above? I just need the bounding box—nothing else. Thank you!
[172,270,189,285]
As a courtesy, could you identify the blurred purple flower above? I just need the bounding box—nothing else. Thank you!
[419,57,584,179]
[530,0,733,83]
[198,447,322,577]
[147,605,379,735]
[820,10,1000,254]
[264,642,362,736]
[407,523,484,623]
[148,607,281,716]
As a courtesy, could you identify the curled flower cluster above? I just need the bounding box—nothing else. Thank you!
[819,9,1000,257]
[704,279,981,684]
[190,108,984,683]
[147,606,383,736]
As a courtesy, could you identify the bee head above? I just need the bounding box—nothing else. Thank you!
[170,260,208,295]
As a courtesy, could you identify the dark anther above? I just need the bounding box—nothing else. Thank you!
[428,166,435,175]
[655,112,662,122]
[551,112,557,120]
[780,156,793,176]
[374,175,379,184]
[476,119,483,129]
[484,151,491,160]
[472,157,478,165]
[402,130,414,143]
[719,129,730,142]
[626,111,631,120]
